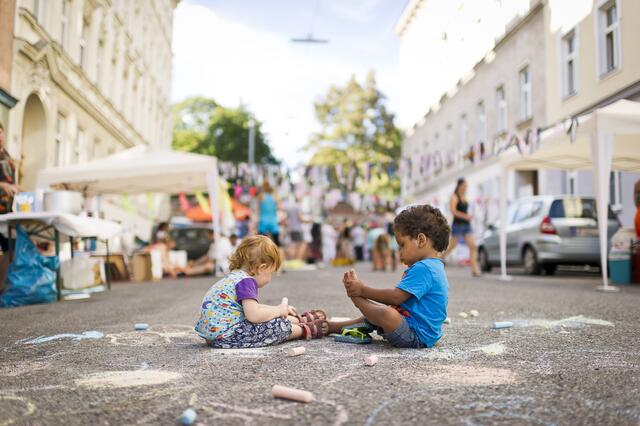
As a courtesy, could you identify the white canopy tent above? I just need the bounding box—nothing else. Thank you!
[37,146,224,234]
[498,99,640,290]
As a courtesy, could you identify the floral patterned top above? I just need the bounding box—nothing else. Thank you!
[194,269,259,341]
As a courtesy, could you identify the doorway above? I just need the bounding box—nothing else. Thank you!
[20,94,47,190]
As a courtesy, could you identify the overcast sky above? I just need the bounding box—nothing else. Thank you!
[171,0,408,167]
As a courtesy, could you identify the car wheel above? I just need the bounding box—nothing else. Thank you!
[523,246,541,275]
[543,264,557,276]
[478,247,492,272]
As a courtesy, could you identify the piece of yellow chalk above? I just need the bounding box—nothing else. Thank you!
[271,385,315,403]
[364,355,378,366]
[286,347,306,357]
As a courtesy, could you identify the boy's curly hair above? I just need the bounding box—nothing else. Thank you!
[393,204,451,252]
[229,235,282,274]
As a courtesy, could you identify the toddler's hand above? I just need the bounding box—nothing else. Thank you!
[287,305,298,317]
[278,301,289,319]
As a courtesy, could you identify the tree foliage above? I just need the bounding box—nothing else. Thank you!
[172,97,277,164]
[307,71,402,195]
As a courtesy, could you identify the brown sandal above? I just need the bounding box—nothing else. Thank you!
[298,310,327,323]
[300,319,329,340]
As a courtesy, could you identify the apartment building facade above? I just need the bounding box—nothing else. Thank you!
[7,0,178,191]
[0,0,18,129]
[401,2,549,233]
[399,0,640,230]
[543,0,640,226]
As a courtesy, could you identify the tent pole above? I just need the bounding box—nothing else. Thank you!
[590,131,619,293]
[498,166,511,281]
[207,169,221,239]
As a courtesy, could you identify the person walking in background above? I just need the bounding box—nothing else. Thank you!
[321,221,337,265]
[256,182,281,247]
[284,197,306,260]
[352,222,365,262]
[387,222,400,272]
[444,178,481,277]
[309,221,322,264]
[333,219,354,266]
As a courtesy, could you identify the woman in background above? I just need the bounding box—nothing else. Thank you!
[256,183,281,247]
[444,178,481,277]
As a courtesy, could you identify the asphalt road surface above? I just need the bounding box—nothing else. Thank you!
[1,265,639,425]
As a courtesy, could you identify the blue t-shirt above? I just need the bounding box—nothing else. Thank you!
[396,258,448,347]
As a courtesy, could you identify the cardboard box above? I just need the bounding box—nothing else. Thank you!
[91,254,128,281]
[132,253,153,282]
[132,251,163,282]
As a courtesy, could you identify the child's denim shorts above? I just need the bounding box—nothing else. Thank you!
[381,318,425,349]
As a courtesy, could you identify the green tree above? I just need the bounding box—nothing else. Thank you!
[172,97,217,154]
[307,71,402,196]
[207,106,277,164]
[172,97,277,164]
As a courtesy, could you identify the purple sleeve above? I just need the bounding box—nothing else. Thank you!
[235,278,259,302]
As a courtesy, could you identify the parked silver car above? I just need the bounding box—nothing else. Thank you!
[477,196,620,275]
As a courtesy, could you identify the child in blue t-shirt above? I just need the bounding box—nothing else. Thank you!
[329,205,450,348]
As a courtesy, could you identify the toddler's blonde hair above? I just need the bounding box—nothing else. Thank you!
[229,235,282,274]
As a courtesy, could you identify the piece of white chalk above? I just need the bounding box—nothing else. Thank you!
[364,355,378,366]
[458,312,468,318]
[179,408,197,425]
[134,323,149,331]
[443,317,451,324]
[469,310,479,317]
[272,385,315,403]
[281,297,288,305]
[492,321,514,329]
[287,347,306,357]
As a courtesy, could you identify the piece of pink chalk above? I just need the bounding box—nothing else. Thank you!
[286,347,306,357]
[271,385,315,403]
[364,355,378,366]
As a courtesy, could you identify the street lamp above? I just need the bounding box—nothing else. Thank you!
[248,118,255,166]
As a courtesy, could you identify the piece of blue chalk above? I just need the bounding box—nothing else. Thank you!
[134,323,149,331]
[179,408,197,425]
[491,321,513,329]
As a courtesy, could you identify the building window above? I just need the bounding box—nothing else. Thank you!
[60,0,70,50]
[96,37,105,88]
[33,0,45,22]
[561,30,578,98]
[91,138,101,160]
[597,0,620,76]
[80,19,89,69]
[460,114,468,153]
[477,101,486,143]
[446,124,453,152]
[496,86,507,133]
[74,128,86,164]
[519,66,532,120]
[55,113,66,166]
[121,69,128,113]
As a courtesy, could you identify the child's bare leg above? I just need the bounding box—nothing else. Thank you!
[287,315,300,324]
[350,297,403,334]
[288,323,304,340]
[327,316,366,334]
